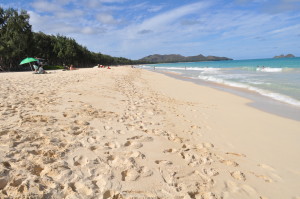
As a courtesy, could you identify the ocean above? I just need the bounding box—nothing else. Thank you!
[140,57,300,108]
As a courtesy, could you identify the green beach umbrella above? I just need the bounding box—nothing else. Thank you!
[20,57,38,65]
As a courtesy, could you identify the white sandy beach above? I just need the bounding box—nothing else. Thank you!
[0,67,299,199]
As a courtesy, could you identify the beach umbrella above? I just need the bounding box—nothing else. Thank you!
[20,57,39,71]
[19,57,38,65]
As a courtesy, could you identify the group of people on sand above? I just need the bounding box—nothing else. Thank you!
[32,61,112,74]
[98,64,111,69]
[33,61,46,74]
[63,64,77,70]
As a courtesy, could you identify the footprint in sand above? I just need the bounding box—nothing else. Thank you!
[123,141,143,149]
[127,135,143,140]
[226,152,246,157]
[126,151,146,159]
[125,124,135,131]
[104,126,112,130]
[220,159,239,167]
[155,160,173,166]
[103,190,122,199]
[139,166,153,178]
[191,125,201,129]
[201,192,218,199]
[259,197,269,199]
[74,120,90,126]
[202,168,219,177]
[89,146,97,151]
[72,181,93,196]
[180,150,213,166]
[73,155,89,166]
[163,148,178,154]
[0,178,9,190]
[164,132,183,143]
[202,142,214,148]
[86,137,97,144]
[257,163,275,171]
[104,141,120,149]
[141,136,154,142]
[121,161,153,181]
[121,169,140,181]
[115,130,125,135]
[230,171,246,181]
[127,135,154,143]
[250,172,273,183]
[105,155,121,166]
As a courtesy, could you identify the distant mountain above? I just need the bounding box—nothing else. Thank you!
[273,54,295,58]
[139,54,232,63]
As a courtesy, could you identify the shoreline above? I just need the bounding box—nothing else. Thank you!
[0,67,299,198]
[142,68,300,197]
[155,70,300,121]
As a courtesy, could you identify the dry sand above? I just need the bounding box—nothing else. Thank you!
[0,67,299,199]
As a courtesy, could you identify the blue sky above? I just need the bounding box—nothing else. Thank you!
[1,0,300,60]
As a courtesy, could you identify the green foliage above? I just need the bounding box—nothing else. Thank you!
[0,7,141,71]
[44,65,64,70]
[0,7,32,71]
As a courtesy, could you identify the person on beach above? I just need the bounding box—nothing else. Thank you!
[70,64,77,70]
[33,65,46,74]
[63,63,70,70]
[38,66,46,74]
[33,62,39,72]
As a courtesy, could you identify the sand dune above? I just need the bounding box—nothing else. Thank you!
[0,67,299,198]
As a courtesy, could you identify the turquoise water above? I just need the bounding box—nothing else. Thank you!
[140,57,300,107]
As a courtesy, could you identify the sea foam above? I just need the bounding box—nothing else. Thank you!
[196,75,300,107]
[256,67,282,72]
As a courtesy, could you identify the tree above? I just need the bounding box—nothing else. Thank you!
[32,32,55,62]
[0,7,32,71]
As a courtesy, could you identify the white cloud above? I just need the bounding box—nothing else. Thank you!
[100,0,127,2]
[269,24,300,34]
[81,27,96,34]
[96,13,118,24]
[85,0,102,8]
[29,10,100,35]
[55,9,84,18]
[32,1,63,12]
[53,0,74,5]
[138,2,209,31]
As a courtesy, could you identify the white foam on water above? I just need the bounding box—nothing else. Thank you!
[256,67,282,72]
[152,67,222,72]
[197,75,300,107]
[166,70,183,75]
[244,80,268,85]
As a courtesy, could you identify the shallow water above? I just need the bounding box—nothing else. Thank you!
[141,57,300,108]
